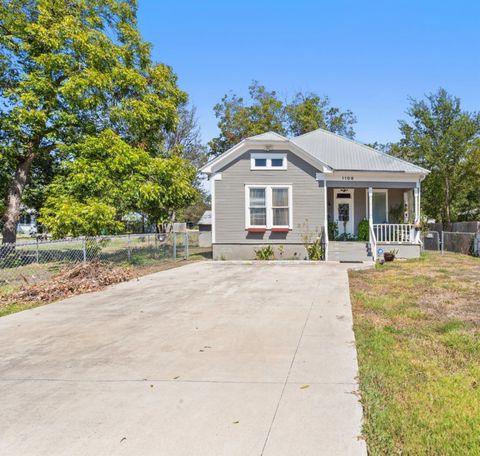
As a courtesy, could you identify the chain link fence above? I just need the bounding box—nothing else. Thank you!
[441,231,477,256]
[0,231,209,285]
[423,231,441,251]
[423,230,479,256]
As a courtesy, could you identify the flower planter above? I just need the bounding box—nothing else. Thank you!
[383,252,395,262]
[246,228,266,233]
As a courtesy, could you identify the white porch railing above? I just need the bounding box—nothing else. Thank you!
[373,224,419,244]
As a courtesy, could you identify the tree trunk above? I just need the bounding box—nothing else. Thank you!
[444,175,451,225]
[1,152,36,244]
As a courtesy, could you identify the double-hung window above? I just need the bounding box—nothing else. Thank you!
[245,185,292,230]
[272,188,289,226]
[248,187,267,227]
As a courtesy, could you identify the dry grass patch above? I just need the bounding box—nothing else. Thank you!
[0,258,202,317]
[350,252,480,455]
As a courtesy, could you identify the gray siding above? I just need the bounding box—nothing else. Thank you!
[354,190,367,233]
[327,187,333,223]
[215,150,325,244]
[388,189,404,221]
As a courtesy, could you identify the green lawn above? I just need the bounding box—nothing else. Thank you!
[349,252,480,455]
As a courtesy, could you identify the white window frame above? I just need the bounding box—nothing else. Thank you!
[245,184,292,229]
[250,153,287,170]
[245,185,268,228]
[333,188,355,235]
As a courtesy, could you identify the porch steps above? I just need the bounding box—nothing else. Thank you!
[328,241,372,262]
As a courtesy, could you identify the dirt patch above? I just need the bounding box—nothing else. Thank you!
[132,259,200,277]
[0,262,133,307]
[0,259,202,314]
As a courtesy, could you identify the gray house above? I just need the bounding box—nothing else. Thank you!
[200,129,429,261]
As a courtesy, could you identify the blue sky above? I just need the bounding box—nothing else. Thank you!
[138,0,480,146]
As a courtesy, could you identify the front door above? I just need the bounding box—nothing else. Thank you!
[334,188,354,237]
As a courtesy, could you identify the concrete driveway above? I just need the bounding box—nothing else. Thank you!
[0,262,366,456]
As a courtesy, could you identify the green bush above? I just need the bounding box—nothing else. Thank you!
[254,245,274,260]
[328,221,338,240]
[357,219,369,241]
[306,238,324,260]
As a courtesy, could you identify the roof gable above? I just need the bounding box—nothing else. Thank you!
[200,132,332,174]
[247,131,289,141]
[292,128,429,174]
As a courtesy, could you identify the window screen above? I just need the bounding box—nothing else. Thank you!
[272,188,289,226]
[249,188,266,225]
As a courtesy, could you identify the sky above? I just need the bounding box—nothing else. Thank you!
[138,0,480,147]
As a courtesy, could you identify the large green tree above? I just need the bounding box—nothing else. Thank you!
[164,103,210,224]
[208,81,356,156]
[165,103,208,169]
[208,81,285,156]
[390,89,480,223]
[39,130,198,237]
[0,0,185,243]
[286,92,356,138]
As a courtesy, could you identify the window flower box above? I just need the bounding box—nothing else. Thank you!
[246,227,267,233]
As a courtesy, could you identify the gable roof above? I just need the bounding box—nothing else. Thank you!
[200,131,332,174]
[198,210,212,225]
[247,131,289,141]
[292,128,429,174]
[200,129,429,176]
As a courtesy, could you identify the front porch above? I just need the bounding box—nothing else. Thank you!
[323,184,422,261]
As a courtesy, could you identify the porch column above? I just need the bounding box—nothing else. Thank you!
[414,182,421,243]
[368,187,373,226]
[414,182,420,223]
[368,186,373,247]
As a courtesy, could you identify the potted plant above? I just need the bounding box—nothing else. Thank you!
[383,249,399,262]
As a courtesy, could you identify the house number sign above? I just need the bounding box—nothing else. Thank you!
[341,176,354,181]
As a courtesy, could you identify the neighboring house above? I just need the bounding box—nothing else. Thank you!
[197,210,212,247]
[200,129,429,261]
[17,208,37,235]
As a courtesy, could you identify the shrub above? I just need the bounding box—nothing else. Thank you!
[306,238,324,260]
[328,221,338,240]
[255,245,274,260]
[357,219,369,241]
